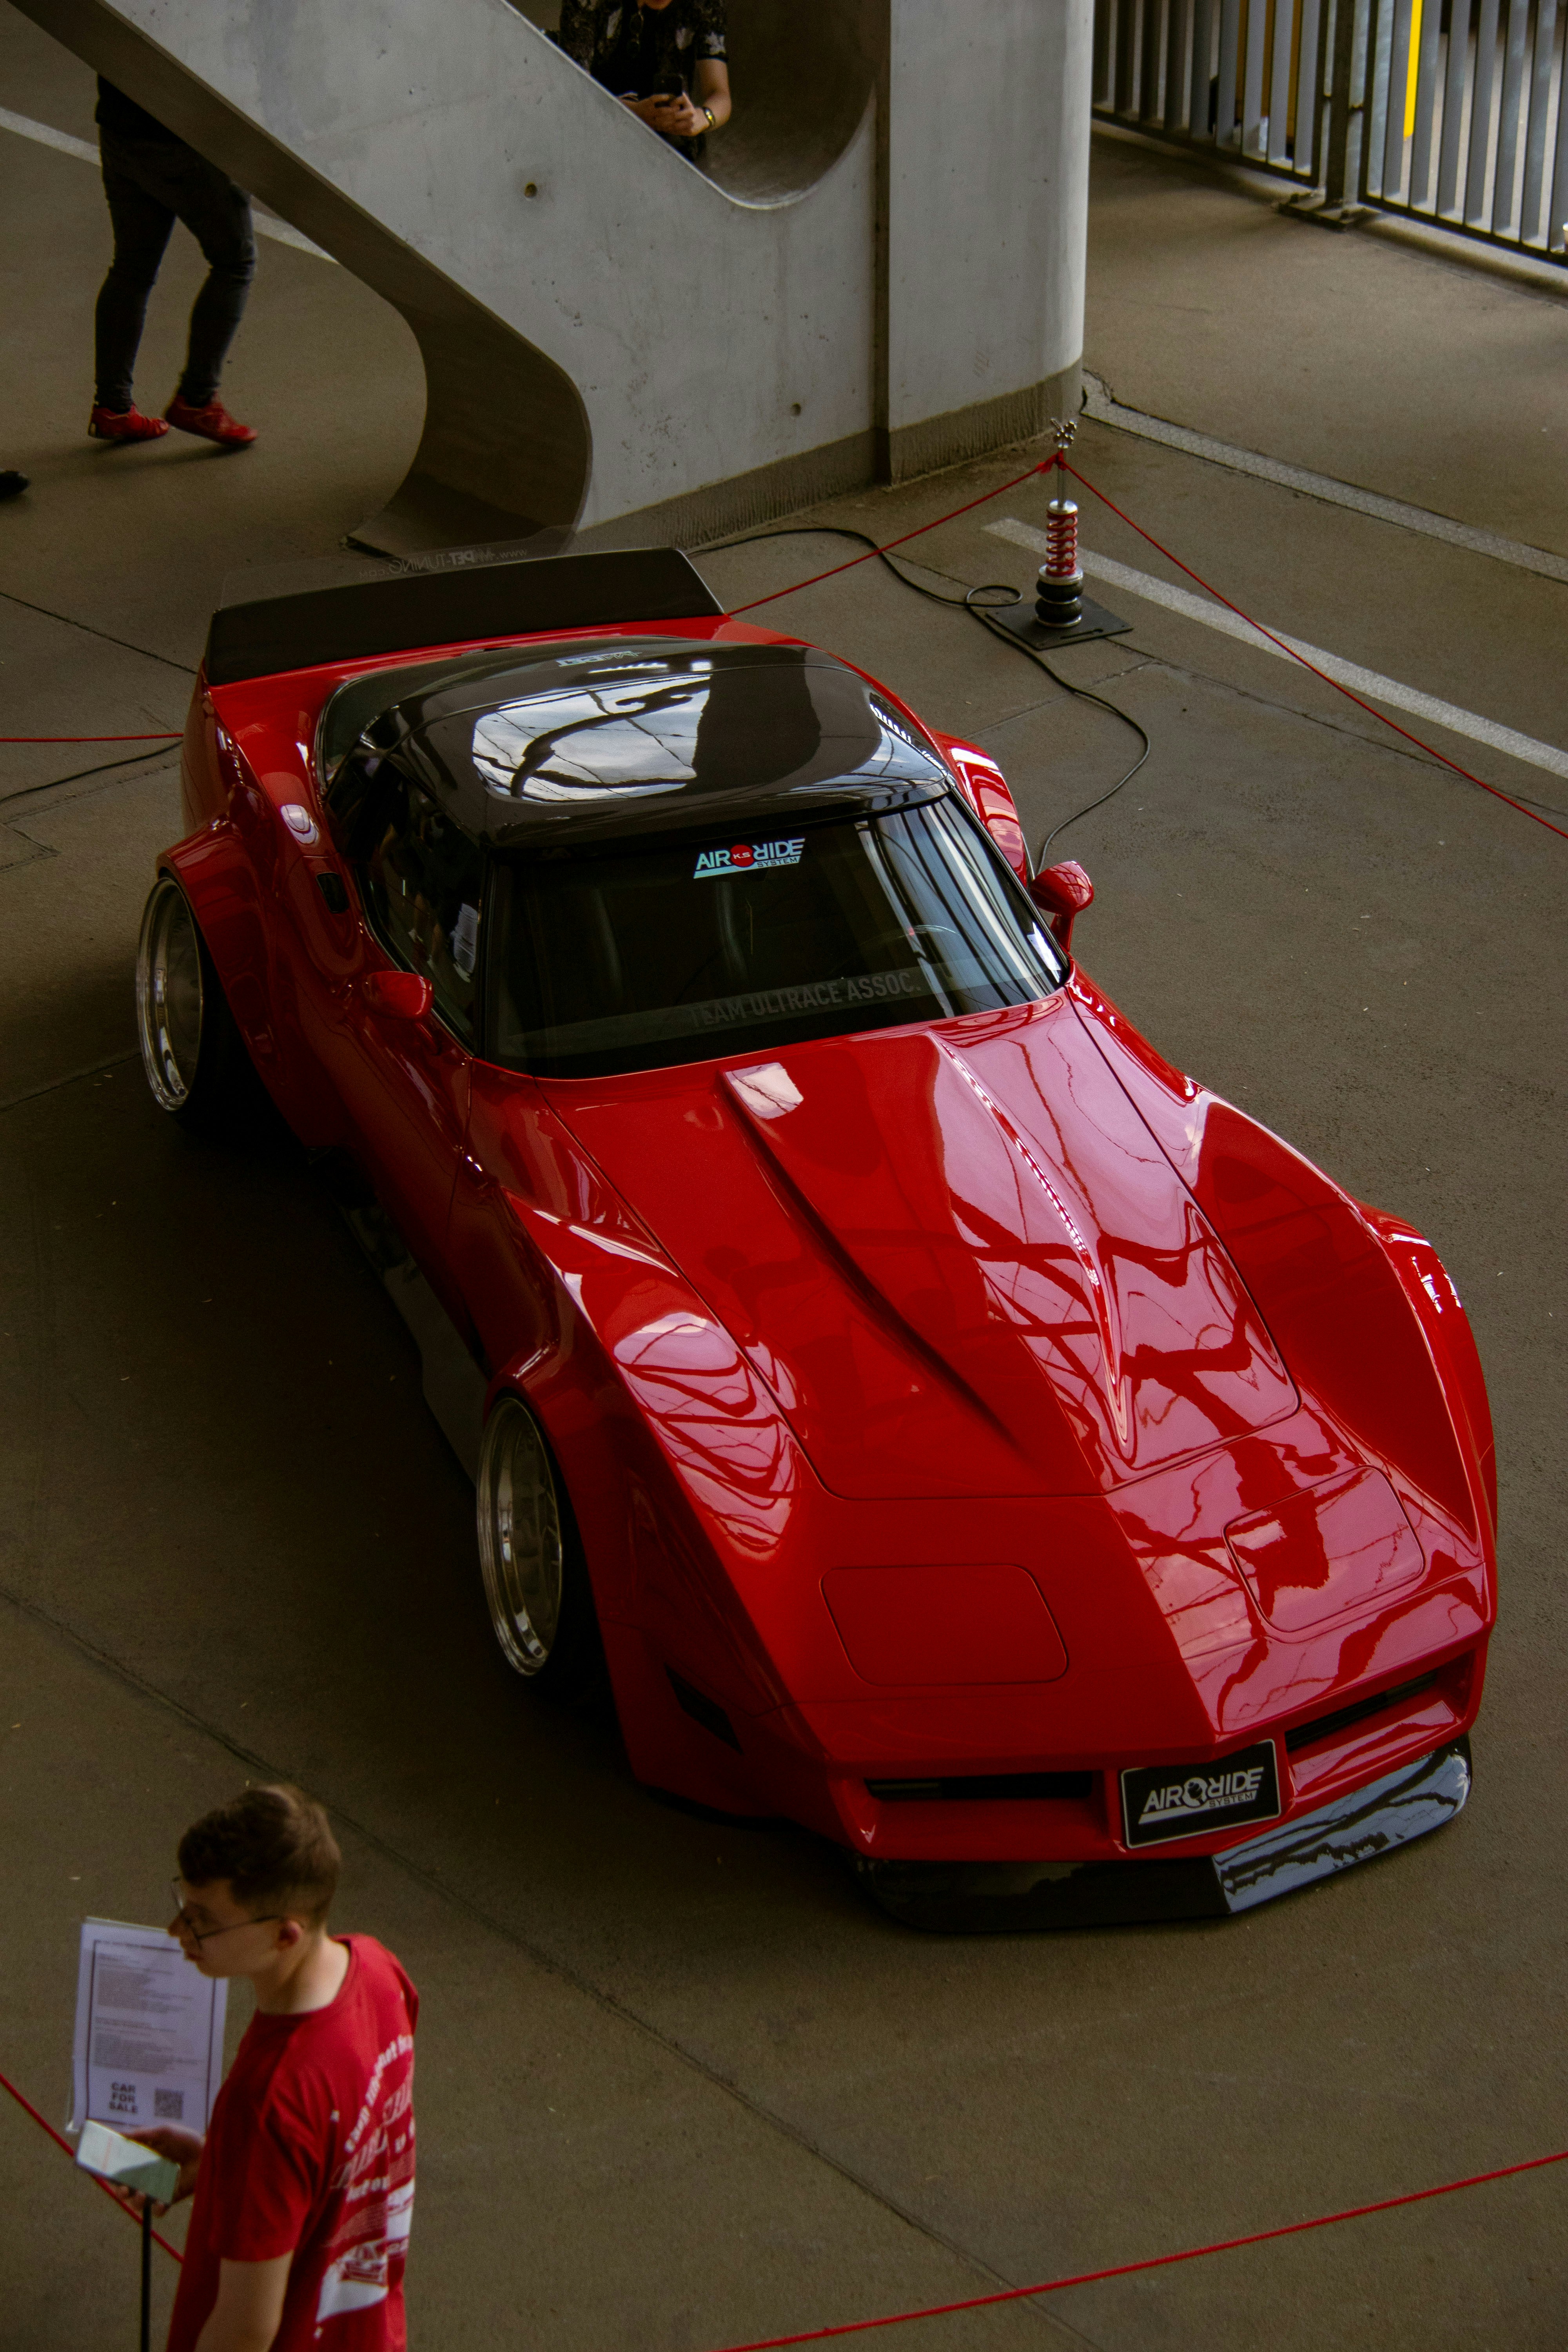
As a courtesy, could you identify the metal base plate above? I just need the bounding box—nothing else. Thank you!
[1278,193,1377,231]
[985,593,1131,652]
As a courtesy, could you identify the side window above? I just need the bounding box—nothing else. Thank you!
[354,764,486,1045]
[325,748,390,859]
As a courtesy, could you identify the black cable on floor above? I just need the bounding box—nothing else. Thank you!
[699,524,1151,867]
[965,593,1150,858]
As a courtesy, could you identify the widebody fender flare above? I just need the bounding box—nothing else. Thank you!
[1071,971,1496,1559]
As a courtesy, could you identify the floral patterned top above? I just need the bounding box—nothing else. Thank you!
[556,1,728,162]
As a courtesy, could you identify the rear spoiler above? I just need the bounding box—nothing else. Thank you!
[203,547,725,687]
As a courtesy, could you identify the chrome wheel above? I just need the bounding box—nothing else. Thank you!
[478,1395,566,1675]
[136,878,205,1112]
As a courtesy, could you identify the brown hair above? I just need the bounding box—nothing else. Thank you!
[178,1784,341,1927]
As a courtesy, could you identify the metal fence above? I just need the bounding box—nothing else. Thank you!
[1093,0,1568,257]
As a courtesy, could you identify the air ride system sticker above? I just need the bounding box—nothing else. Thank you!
[1120,1741,1281,1847]
[693,837,805,880]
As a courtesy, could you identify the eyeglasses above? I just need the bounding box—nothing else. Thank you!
[169,1878,282,1945]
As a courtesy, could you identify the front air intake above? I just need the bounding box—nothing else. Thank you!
[667,1668,742,1752]
[1283,1671,1442,1755]
[866,1771,1094,1802]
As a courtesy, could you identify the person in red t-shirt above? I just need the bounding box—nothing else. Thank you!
[127,1785,417,2352]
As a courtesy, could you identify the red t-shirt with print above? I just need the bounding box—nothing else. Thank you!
[167,1936,417,2352]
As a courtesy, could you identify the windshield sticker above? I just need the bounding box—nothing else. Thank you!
[693,837,806,881]
[452,902,480,978]
[695,969,921,1028]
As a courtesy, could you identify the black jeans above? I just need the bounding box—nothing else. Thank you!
[94,131,257,412]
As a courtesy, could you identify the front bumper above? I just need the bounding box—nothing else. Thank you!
[859,1738,1471,1931]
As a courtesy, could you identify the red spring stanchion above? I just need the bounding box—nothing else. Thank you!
[1034,489,1085,630]
[1042,500,1079,577]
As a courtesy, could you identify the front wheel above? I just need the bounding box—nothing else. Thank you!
[134,876,250,1130]
[477,1393,603,1698]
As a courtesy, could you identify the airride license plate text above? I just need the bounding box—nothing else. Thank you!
[1120,1742,1281,1848]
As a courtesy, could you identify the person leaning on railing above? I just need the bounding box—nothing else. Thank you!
[556,0,731,166]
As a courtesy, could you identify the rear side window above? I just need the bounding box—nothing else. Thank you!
[315,648,527,784]
[342,760,486,1044]
[489,796,1065,1078]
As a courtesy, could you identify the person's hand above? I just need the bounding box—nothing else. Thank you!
[651,91,705,138]
[121,2124,205,2214]
[617,94,669,127]
[618,91,706,139]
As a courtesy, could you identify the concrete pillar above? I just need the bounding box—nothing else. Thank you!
[18,0,1091,551]
[880,0,1090,479]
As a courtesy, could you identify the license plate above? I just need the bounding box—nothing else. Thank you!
[1120,1741,1282,1848]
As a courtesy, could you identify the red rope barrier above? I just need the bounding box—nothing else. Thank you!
[6,2046,1563,2337]
[0,2068,185,2263]
[728,459,1053,613]
[8,451,1560,849]
[1058,456,1568,845]
[708,2146,1568,2352]
[721,443,1565,848]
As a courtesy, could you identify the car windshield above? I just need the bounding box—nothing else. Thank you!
[488,796,1066,1079]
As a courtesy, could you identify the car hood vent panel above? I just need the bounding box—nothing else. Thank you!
[546,999,1299,1498]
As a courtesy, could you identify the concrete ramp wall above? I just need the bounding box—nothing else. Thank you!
[19,0,1091,553]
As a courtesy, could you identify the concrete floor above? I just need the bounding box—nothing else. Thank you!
[3,20,1567,2348]
[1085,130,1568,554]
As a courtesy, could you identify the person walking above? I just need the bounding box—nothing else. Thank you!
[556,0,731,165]
[89,79,258,449]
[128,1785,417,2351]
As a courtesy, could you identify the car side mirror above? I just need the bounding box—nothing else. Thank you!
[362,969,433,1020]
[1026,860,1095,953]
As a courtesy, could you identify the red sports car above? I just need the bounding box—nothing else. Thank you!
[136,548,1495,1929]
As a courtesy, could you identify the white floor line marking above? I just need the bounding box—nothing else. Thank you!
[987,517,1568,782]
[0,106,97,164]
[1081,372,1568,588]
[0,105,334,261]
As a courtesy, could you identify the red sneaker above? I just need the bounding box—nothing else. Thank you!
[165,394,256,448]
[88,405,169,443]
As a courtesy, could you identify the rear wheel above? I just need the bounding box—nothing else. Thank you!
[477,1393,603,1697]
[135,876,250,1130]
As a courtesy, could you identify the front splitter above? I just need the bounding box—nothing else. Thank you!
[859,1740,1472,1932]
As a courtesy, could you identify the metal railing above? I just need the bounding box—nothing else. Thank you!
[1093,0,1568,256]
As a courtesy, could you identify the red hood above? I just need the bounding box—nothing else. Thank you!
[542,995,1298,1499]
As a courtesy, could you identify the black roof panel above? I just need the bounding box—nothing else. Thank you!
[381,640,950,850]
